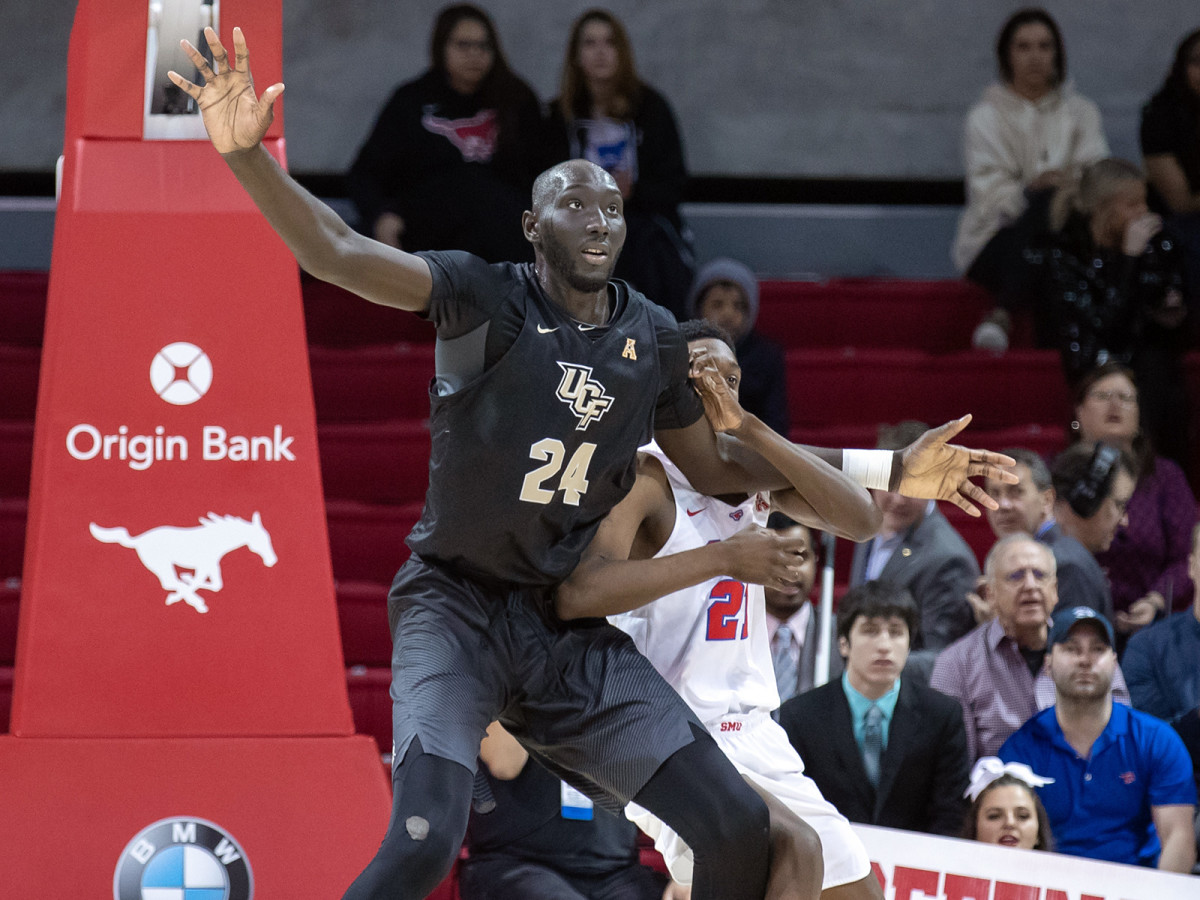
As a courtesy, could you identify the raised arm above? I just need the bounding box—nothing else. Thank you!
[555,456,810,620]
[168,27,433,312]
[688,344,879,541]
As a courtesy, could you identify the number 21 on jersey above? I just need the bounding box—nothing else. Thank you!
[519,438,597,506]
[706,579,749,641]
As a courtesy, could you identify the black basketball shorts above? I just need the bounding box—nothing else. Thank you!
[387,555,701,811]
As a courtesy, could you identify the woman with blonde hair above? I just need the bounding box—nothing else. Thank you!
[1021,158,1190,466]
[548,9,693,317]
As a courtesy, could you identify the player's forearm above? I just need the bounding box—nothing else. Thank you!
[735,415,880,541]
[556,548,734,620]
[222,145,358,280]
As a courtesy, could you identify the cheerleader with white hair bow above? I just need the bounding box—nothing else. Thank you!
[960,757,1056,851]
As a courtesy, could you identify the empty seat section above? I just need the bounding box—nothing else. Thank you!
[0,421,34,498]
[319,421,431,504]
[309,345,434,423]
[0,346,40,421]
[758,279,991,353]
[345,665,393,755]
[302,276,435,347]
[336,580,392,667]
[786,348,934,429]
[0,270,48,347]
[0,578,18,665]
[0,499,26,580]
[324,500,422,585]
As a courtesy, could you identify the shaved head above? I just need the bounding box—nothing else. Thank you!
[531,159,617,214]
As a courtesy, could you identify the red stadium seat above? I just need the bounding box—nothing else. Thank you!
[0,270,48,347]
[302,276,435,347]
[336,580,392,667]
[0,499,26,580]
[759,278,992,353]
[0,421,33,498]
[0,579,18,666]
[309,344,435,423]
[0,665,12,733]
[318,421,430,504]
[0,346,40,421]
[345,665,393,756]
[324,499,423,585]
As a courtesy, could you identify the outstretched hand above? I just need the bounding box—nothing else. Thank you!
[898,414,1017,517]
[167,27,283,155]
[689,346,743,433]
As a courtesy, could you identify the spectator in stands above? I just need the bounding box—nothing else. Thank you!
[548,8,693,318]
[1122,523,1200,722]
[780,582,970,837]
[999,606,1197,872]
[1025,160,1191,464]
[347,4,548,263]
[461,722,669,900]
[1070,364,1197,623]
[763,514,840,705]
[982,447,1112,615]
[1141,28,1200,298]
[685,258,788,435]
[960,757,1055,850]
[931,534,1132,763]
[1049,442,1138,624]
[955,7,1109,351]
[850,421,978,679]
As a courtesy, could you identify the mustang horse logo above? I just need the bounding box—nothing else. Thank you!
[89,512,276,614]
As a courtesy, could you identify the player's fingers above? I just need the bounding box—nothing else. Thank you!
[204,26,230,74]
[969,448,1017,469]
[166,70,203,101]
[179,39,215,81]
[232,26,250,73]
[259,83,285,115]
[958,479,1000,517]
[926,414,972,445]
[967,461,1019,484]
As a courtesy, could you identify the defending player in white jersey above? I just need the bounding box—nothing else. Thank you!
[557,320,888,900]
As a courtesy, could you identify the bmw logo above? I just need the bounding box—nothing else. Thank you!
[113,817,253,900]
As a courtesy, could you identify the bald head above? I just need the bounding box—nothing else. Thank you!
[531,160,617,215]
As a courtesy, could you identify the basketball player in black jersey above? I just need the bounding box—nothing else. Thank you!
[171,28,1016,900]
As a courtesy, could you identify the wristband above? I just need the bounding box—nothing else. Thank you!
[842,449,893,491]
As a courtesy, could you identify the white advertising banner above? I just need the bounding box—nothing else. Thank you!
[852,823,1197,900]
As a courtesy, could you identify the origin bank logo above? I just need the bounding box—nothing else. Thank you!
[151,342,213,405]
[114,817,253,900]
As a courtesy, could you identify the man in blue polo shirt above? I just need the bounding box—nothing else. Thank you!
[999,606,1196,871]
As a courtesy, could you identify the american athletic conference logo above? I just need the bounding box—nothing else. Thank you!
[114,817,253,900]
[556,362,614,431]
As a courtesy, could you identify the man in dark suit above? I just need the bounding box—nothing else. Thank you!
[779,581,970,836]
[849,422,979,678]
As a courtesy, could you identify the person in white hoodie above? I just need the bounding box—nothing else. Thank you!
[953,7,1109,350]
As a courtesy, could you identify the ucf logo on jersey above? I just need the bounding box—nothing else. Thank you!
[556,362,615,430]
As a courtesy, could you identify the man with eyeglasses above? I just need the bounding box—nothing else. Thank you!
[930,534,1130,762]
[981,447,1112,617]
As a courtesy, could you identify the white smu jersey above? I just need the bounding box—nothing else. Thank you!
[609,443,780,724]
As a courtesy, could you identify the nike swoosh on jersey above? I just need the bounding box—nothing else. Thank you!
[537,324,559,334]
[686,507,706,517]
[576,323,598,331]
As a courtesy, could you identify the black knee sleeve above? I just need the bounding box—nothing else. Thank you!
[342,738,474,900]
[632,725,769,900]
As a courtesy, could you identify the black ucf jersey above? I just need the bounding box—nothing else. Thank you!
[406,251,699,586]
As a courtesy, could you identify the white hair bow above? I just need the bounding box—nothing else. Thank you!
[965,757,1055,801]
